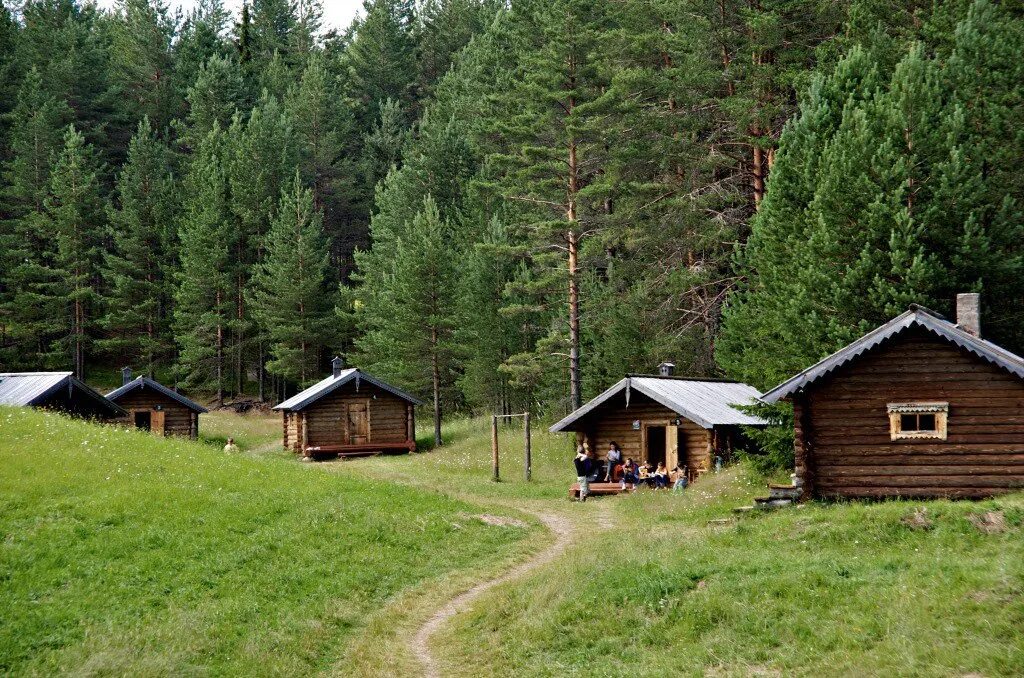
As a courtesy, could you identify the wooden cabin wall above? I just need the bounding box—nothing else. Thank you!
[303,382,410,447]
[283,412,300,452]
[583,393,712,472]
[803,327,1024,498]
[110,390,196,437]
[682,421,712,474]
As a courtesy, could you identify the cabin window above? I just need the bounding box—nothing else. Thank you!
[887,403,948,440]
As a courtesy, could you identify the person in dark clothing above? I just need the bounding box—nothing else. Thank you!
[573,444,594,501]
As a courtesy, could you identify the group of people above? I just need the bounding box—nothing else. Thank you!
[573,441,689,501]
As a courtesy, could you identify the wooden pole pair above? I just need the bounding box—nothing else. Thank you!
[491,412,531,482]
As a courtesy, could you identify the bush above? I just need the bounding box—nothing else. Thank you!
[737,402,794,476]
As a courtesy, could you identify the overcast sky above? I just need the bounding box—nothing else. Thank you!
[96,1,364,33]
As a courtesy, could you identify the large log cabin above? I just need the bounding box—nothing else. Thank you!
[274,357,423,458]
[550,363,767,481]
[762,294,1024,500]
[106,368,207,438]
[0,371,125,419]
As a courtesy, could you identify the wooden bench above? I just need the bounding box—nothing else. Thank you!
[569,482,625,499]
[304,441,416,458]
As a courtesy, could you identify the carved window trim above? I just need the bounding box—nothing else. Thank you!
[887,402,948,440]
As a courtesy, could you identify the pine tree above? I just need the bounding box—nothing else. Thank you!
[355,195,459,446]
[718,2,1024,388]
[0,68,72,368]
[345,0,417,127]
[173,0,232,109]
[108,0,179,132]
[101,118,178,375]
[484,0,611,413]
[247,171,333,385]
[179,54,245,152]
[287,51,353,275]
[44,126,106,377]
[225,93,296,395]
[174,125,232,402]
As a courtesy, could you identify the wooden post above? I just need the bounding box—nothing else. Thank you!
[491,415,499,482]
[524,412,532,482]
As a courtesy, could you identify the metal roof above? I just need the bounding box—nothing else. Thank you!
[272,368,424,411]
[549,377,767,432]
[761,305,1024,403]
[106,376,209,413]
[0,372,126,415]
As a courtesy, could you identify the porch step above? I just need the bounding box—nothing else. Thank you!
[768,484,802,500]
[568,482,625,499]
[753,496,793,509]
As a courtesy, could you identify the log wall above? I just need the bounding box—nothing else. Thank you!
[110,389,197,438]
[803,327,1024,498]
[286,381,412,452]
[579,392,713,471]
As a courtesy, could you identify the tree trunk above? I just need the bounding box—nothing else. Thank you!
[567,229,581,412]
[216,289,224,407]
[431,326,442,447]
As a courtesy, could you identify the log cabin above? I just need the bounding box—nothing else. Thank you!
[105,368,207,438]
[550,363,767,481]
[0,371,125,419]
[761,294,1024,500]
[273,357,423,458]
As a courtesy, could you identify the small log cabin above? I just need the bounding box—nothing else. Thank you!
[273,357,423,458]
[550,363,767,481]
[0,371,125,419]
[762,294,1024,500]
[105,368,207,438]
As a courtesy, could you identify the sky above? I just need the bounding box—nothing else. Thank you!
[96,1,364,33]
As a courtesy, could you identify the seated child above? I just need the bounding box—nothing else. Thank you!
[620,458,638,489]
[653,462,669,489]
[671,465,688,491]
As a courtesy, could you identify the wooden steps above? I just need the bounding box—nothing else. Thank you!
[569,482,625,499]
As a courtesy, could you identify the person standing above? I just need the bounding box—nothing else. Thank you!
[573,445,593,501]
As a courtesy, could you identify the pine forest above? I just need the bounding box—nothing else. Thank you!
[1,0,1022,440]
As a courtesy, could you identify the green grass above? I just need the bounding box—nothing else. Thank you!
[353,417,579,503]
[6,408,1024,676]
[0,407,533,675]
[199,409,283,453]
[437,464,1024,677]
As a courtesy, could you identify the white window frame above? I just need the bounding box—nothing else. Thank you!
[887,402,948,441]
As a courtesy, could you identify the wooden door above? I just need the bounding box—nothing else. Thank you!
[151,410,166,436]
[347,403,369,444]
[665,425,679,470]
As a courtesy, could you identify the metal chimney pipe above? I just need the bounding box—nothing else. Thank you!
[332,356,344,379]
[658,362,676,377]
[121,366,132,386]
[956,293,981,337]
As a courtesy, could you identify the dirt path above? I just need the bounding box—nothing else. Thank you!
[410,510,574,678]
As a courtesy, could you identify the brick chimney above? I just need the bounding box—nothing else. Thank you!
[658,362,676,377]
[332,356,344,378]
[121,366,132,386]
[956,293,981,337]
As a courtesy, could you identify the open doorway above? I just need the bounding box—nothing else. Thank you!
[645,425,666,466]
[133,411,151,431]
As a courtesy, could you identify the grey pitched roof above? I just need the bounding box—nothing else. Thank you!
[0,372,126,416]
[106,376,209,413]
[761,305,1024,403]
[549,377,767,432]
[272,368,424,411]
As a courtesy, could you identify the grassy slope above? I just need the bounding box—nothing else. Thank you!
[437,463,1024,677]
[0,407,533,675]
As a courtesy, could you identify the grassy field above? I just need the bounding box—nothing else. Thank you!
[0,407,534,675]
[3,407,1023,676]
[437,467,1024,677]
